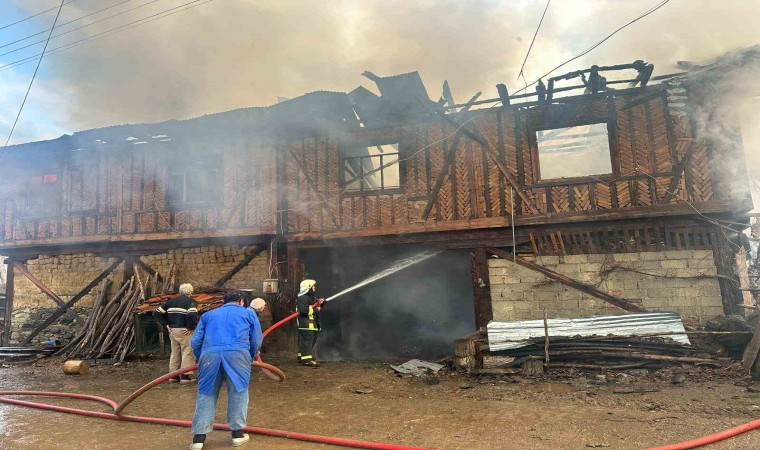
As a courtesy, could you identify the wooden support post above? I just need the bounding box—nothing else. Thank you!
[13,262,84,325]
[713,229,744,316]
[214,245,265,288]
[122,255,134,286]
[20,258,124,346]
[486,247,647,313]
[470,248,493,329]
[2,258,14,346]
[661,138,695,203]
[496,83,510,106]
[741,315,760,379]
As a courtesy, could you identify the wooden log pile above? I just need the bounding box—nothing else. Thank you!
[58,269,150,363]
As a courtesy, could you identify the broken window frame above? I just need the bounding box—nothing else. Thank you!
[339,139,404,196]
[530,119,616,185]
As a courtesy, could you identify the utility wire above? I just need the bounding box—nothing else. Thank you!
[515,0,551,92]
[0,0,213,73]
[514,0,670,95]
[0,0,78,32]
[1,1,66,155]
[0,0,138,51]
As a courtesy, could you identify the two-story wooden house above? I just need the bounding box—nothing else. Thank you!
[0,63,753,360]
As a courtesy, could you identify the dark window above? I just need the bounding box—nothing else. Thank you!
[535,122,612,180]
[341,143,400,192]
[167,159,221,208]
[25,172,60,216]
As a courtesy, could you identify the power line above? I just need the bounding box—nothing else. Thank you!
[0,0,78,32]
[0,0,213,73]
[514,0,670,96]
[1,0,66,154]
[515,0,551,91]
[0,0,137,51]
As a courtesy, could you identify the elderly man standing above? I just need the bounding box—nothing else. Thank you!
[155,283,198,384]
[189,291,262,449]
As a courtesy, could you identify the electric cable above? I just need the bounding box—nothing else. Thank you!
[1,0,66,156]
[0,0,137,51]
[0,0,214,73]
[514,0,551,92]
[0,0,78,32]
[513,0,670,96]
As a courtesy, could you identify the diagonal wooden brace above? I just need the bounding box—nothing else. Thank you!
[486,247,647,313]
[20,258,124,346]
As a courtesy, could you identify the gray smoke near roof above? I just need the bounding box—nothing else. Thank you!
[1,1,755,138]
[2,0,759,205]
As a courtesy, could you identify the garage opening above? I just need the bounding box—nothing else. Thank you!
[299,245,476,361]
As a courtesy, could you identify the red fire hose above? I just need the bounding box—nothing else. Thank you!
[0,308,434,449]
[644,418,760,450]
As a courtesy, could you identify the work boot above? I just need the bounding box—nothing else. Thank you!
[300,360,320,368]
[189,434,205,449]
[179,375,194,385]
[231,430,250,447]
[168,376,181,383]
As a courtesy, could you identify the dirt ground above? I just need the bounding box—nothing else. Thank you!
[0,355,758,450]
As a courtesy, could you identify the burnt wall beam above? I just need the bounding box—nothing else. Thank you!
[2,258,14,346]
[13,262,85,325]
[214,245,266,288]
[486,247,647,313]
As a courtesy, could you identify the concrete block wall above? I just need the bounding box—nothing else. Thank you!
[489,250,724,324]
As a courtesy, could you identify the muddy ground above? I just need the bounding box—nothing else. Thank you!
[0,355,758,450]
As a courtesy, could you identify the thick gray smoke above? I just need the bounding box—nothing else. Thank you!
[4,1,759,140]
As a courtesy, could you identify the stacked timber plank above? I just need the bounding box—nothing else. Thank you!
[455,313,722,373]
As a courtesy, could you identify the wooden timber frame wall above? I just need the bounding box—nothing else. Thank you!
[282,85,751,240]
[0,135,277,249]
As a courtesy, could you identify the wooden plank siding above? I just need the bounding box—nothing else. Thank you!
[283,87,749,239]
[0,137,278,248]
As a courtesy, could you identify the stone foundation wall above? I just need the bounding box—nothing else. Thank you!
[9,245,270,344]
[10,307,90,344]
[488,250,724,325]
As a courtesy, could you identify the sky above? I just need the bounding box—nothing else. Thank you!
[0,0,758,197]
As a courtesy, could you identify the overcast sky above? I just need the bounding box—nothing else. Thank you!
[0,0,758,192]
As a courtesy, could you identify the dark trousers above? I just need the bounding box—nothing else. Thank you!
[298,329,318,362]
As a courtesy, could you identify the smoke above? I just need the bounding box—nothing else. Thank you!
[300,245,475,361]
[1,1,757,139]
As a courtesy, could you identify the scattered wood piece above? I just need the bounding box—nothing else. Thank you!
[63,360,89,375]
[613,389,661,395]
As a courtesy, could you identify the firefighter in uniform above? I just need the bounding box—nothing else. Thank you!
[296,279,324,368]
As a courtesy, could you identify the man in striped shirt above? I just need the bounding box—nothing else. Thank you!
[155,283,199,384]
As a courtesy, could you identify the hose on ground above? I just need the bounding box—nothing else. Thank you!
[0,391,430,450]
[644,417,760,450]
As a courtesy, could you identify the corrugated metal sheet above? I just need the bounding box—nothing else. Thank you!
[487,312,690,351]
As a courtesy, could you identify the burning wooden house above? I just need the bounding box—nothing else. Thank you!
[0,53,755,362]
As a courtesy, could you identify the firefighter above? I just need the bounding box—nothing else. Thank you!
[296,279,324,368]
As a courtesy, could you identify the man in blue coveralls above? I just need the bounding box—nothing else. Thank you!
[189,291,262,449]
